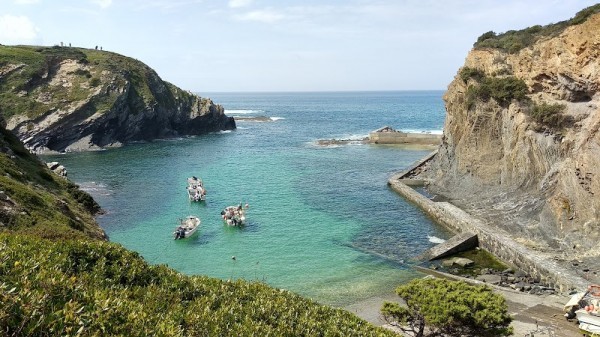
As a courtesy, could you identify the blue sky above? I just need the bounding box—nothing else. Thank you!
[1,0,597,92]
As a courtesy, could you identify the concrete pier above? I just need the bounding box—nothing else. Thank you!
[368,126,441,145]
[389,153,589,293]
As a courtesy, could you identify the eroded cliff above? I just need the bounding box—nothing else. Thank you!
[425,8,600,272]
[0,46,235,153]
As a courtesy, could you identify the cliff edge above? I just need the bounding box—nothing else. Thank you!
[424,6,600,278]
[0,45,235,153]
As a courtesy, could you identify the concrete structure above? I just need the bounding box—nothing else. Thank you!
[419,231,479,261]
[389,153,589,293]
[368,126,441,145]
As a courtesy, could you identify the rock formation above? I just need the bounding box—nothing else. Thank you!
[424,7,600,275]
[0,46,235,153]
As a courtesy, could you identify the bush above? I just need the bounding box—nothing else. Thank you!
[381,278,513,337]
[459,67,485,83]
[90,77,101,87]
[473,4,600,53]
[527,102,572,132]
[466,76,528,109]
[0,234,395,336]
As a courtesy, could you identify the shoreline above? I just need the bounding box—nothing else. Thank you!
[361,151,589,335]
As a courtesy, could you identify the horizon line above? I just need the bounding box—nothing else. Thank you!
[195,89,446,94]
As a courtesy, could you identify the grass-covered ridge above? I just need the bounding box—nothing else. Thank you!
[0,124,104,240]
[474,4,600,53]
[0,45,172,120]
[0,234,395,336]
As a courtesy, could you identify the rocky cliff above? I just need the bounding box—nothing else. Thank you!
[424,7,600,272]
[0,45,235,153]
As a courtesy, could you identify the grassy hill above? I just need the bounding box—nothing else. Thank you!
[0,45,234,153]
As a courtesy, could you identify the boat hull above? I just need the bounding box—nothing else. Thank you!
[173,216,201,239]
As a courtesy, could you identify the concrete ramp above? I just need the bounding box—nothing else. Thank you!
[420,232,479,261]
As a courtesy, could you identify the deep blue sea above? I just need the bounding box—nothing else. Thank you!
[43,91,452,307]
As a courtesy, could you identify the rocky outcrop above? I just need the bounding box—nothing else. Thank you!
[423,9,600,276]
[0,46,235,153]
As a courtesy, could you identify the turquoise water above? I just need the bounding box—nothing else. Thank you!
[43,91,452,307]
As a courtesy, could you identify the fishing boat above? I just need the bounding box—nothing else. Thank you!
[187,176,206,202]
[221,204,248,227]
[173,216,201,239]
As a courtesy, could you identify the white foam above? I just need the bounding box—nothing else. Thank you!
[270,117,285,121]
[78,181,112,196]
[218,130,233,134]
[224,109,263,114]
[336,134,369,141]
[428,235,446,244]
[402,129,444,135]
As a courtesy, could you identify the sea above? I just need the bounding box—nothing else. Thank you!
[42,91,452,308]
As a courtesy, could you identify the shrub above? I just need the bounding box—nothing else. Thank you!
[381,278,513,337]
[90,77,101,87]
[527,102,572,132]
[465,76,528,109]
[459,67,485,83]
[0,234,396,336]
[473,4,600,53]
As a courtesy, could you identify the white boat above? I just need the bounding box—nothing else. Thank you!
[564,284,600,335]
[187,176,206,202]
[221,204,248,226]
[173,216,201,239]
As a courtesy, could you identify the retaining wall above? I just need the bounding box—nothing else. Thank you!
[369,131,441,145]
[388,171,589,293]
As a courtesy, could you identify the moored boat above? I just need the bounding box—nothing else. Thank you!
[221,204,248,227]
[173,216,201,239]
[187,176,206,202]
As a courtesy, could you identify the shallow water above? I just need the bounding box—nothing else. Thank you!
[44,91,452,307]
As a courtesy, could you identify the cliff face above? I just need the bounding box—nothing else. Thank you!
[426,12,600,263]
[0,46,235,153]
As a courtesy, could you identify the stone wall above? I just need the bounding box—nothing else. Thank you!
[388,172,589,293]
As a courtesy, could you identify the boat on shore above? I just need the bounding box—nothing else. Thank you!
[564,284,600,335]
[173,216,201,240]
[221,204,248,227]
[187,176,206,202]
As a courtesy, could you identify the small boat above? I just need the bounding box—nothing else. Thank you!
[564,284,600,334]
[187,176,206,202]
[173,216,201,239]
[221,204,248,227]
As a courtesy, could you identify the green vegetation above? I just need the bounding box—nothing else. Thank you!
[526,102,572,132]
[0,45,173,120]
[0,234,394,336]
[439,249,509,277]
[465,75,528,109]
[474,4,600,53]
[381,278,513,337]
[459,66,485,83]
[0,126,103,240]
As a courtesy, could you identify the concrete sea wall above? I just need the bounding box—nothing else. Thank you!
[389,155,589,293]
[368,126,441,145]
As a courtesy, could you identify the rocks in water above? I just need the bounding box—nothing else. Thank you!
[46,161,67,177]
